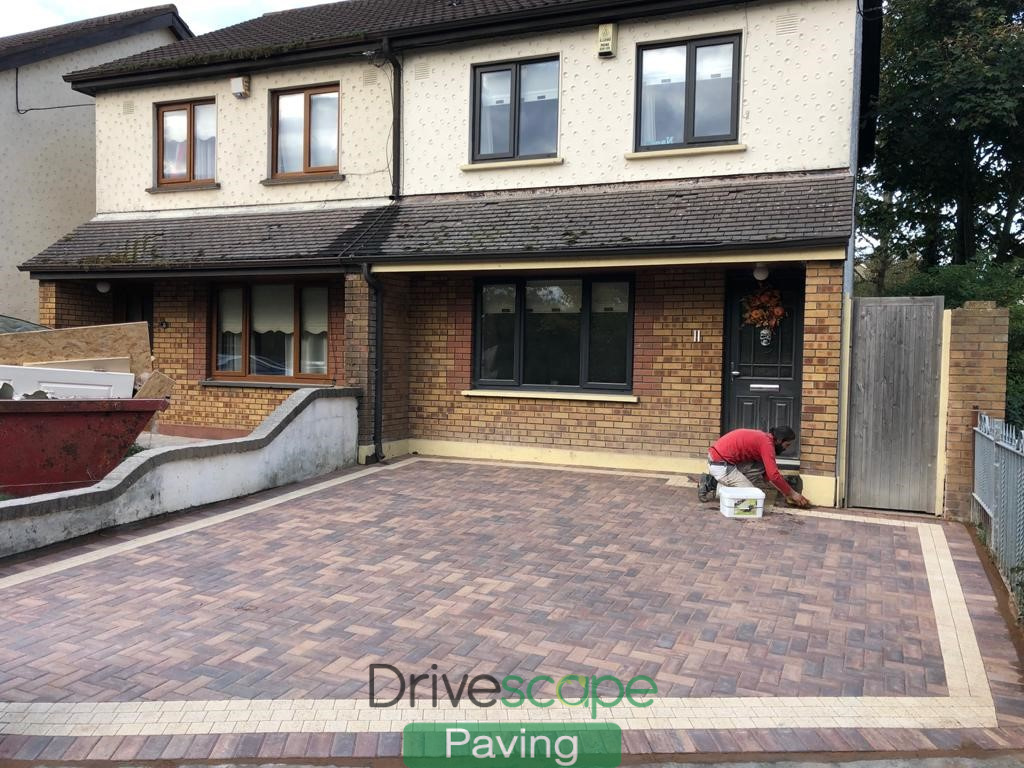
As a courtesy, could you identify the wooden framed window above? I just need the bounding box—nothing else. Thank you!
[635,35,741,151]
[157,100,216,185]
[473,276,634,391]
[211,284,330,381]
[272,85,339,177]
[471,57,559,162]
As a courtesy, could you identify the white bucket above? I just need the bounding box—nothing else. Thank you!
[718,485,765,518]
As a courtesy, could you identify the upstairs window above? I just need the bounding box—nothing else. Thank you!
[158,100,216,184]
[272,85,339,177]
[636,35,740,150]
[472,58,559,162]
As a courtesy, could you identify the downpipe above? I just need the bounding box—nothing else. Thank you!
[361,263,385,464]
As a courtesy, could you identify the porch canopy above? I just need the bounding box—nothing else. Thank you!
[21,170,853,279]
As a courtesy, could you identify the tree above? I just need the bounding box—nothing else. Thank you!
[864,0,1024,267]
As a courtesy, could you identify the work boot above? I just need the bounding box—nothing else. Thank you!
[697,473,717,502]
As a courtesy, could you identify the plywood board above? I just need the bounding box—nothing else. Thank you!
[134,371,175,400]
[0,323,151,378]
[23,357,132,373]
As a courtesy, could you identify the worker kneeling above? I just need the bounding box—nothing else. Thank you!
[697,426,811,509]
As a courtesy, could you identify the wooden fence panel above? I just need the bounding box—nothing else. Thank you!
[847,297,944,512]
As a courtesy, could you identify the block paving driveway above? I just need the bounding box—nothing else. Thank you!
[0,457,1022,761]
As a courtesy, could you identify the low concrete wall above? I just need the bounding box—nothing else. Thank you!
[0,387,360,558]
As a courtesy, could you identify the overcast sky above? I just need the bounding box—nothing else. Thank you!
[3,0,329,37]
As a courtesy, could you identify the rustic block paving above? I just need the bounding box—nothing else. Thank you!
[0,457,1021,761]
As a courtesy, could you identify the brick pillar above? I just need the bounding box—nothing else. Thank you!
[38,281,56,326]
[381,274,410,444]
[344,273,374,453]
[943,301,1009,518]
[800,263,843,480]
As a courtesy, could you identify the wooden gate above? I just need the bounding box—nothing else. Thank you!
[847,296,944,512]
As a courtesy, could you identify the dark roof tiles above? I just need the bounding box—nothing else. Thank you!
[22,172,854,274]
[0,6,189,70]
[67,0,621,81]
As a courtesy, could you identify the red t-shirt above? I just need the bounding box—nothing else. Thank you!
[709,429,795,497]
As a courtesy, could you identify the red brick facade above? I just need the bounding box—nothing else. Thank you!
[38,264,847,476]
[943,301,1009,518]
[800,263,844,475]
[397,264,843,472]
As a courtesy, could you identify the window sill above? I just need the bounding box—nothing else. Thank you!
[624,144,747,160]
[460,157,564,172]
[146,182,221,194]
[260,173,346,186]
[201,379,335,390]
[461,389,638,403]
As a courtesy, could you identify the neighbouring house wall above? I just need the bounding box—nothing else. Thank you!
[405,267,726,457]
[942,301,1009,519]
[0,29,180,322]
[38,280,114,328]
[402,0,858,195]
[150,279,347,436]
[94,60,394,213]
[800,263,844,479]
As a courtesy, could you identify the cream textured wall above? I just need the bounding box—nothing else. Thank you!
[0,29,177,322]
[402,0,858,195]
[95,61,394,213]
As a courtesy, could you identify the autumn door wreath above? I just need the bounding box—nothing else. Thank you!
[741,286,787,346]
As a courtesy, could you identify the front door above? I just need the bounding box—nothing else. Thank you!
[723,271,804,463]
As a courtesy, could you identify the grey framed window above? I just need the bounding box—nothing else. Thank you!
[635,35,740,151]
[472,57,559,162]
[474,276,633,391]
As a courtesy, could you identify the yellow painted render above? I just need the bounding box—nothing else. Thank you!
[370,247,846,273]
[934,309,952,517]
[460,158,564,171]
[624,144,748,160]
[835,293,853,505]
[460,389,639,403]
[370,437,841,507]
[402,0,857,195]
[358,440,411,463]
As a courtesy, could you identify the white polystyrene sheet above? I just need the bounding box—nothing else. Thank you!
[0,365,135,399]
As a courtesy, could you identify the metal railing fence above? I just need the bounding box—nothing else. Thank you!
[973,413,1024,613]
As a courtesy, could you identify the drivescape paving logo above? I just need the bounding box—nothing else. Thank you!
[372,664,655,768]
[370,663,657,719]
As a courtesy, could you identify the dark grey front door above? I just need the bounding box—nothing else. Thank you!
[723,273,804,460]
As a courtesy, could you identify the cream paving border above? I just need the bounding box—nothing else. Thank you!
[0,458,998,736]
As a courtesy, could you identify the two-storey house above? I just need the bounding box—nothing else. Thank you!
[21,0,882,506]
[0,5,191,323]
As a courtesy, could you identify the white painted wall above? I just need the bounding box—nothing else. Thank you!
[0,388,359,558]
[402,0,859,194]
[94,61,395,213]
[0,30,178,322]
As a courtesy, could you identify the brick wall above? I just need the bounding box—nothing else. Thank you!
[943,300,1009,518]
[402,264,844,471]
[381,275,410,443]
[800,263,844,475]
[150,278,346,436]
[406,267,727,456]
[37,280,114,328]
[344,274,373,446]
